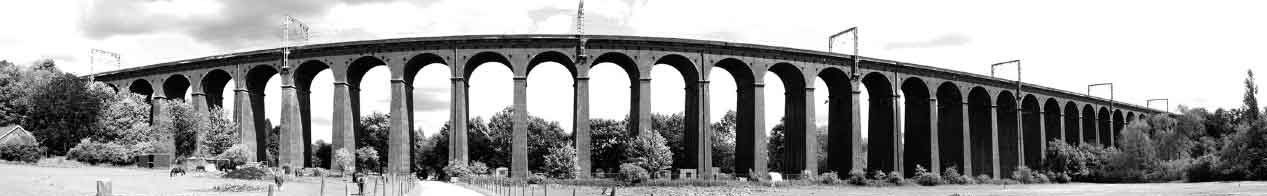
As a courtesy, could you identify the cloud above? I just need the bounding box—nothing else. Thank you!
[412,86,451,112]
[79,0,434,50]
[883,33,972,50]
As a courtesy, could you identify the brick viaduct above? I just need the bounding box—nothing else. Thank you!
[91,34,1159,179]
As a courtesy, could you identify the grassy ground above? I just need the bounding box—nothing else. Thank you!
[462,179,1267,196]
[0,162,382,196]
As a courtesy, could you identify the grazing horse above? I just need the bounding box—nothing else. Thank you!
[169,167,187,177]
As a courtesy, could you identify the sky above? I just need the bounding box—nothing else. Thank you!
[1,0,1264,143]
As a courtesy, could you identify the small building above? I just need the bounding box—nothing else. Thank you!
[0,125,36,146]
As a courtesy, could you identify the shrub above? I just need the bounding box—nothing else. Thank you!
[622,132,673,173]
[1186,154,1225,182]
[975,174,993,184]
[1035,173,1051,184]
[66,139,133,165]
[332,148,354,172]
[619,163,650,184]
[211,183,268,192]
[912,165,943,186]
[1057,172,1072,183]
[218,144,252,165]
[470,161,490,175]
[0,144,46,163]
[1011,166,1037,183]
[870,170,887,180]
[36,156,86,168]
[224,166,270,180]
[942,166,972,184]
[885,171,904,185]
[846,169,867,185]
[443,160,472,179]
[527,174,547,184]
[819,172,842,185]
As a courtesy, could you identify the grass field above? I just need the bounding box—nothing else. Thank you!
[4,162,1266,196]
[462,178,1267,196]
[0,162,377,196]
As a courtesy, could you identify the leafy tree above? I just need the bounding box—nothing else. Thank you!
[93,86,152,144]
[623,129,673,173]
[652,113,687,169]
[1243,70,1260,122]
[23,70,107,154]
[542,145,578,178]
[590,118,628,173]
[711,110,737,173]
[199,107,238,156]
[356,146,381,172]
[312,140,332,168]
[0,60,26,125]
[356,113,391,169]
[767,117,787,172]
[158,99,199,158]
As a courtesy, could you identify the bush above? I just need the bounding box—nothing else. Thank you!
[0,144,46,163]
[819,172,842,185]
[224,166,270,180]
[332,148,354,172]
[885,171,904,185]
[36,156,86,168]
[975,174,993,183]
[912,165,943,186]
[618,163,650,184]
[218,144,252,165]
[527,174,547,184]
[470,161,490,175]
[846,169,867,185]
[1011,166,1042,184]
[443,160,472,179]
[211,183,268,192]
[66,139,133,165]
[622,132,673,173]
[870,170,887,180]
[942,166,972,184]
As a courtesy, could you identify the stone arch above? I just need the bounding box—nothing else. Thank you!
[463,51,513,80]
[1081,105,1097,145]
[1020,95,1041,169]
[202,69,234,109]
[591,52,639,82]
[162,74,191,101]
[1112,109,1124,147]
[245,65,279,161]
[996,91,1019,178]
[293,60,331,168]
[592,52,644,135]
[651,54,703,170]
[936,82,964,173]
[404,53,449,84]
[818,67,853,173]
[1064,102,1080,145]
[1098,107,1111,147]
[1043,98,1062,145]
[526,50,576,78]
[967,87,993,176]
[900,77,932,177]
[712,57,760,176]
[862,72,896,173]
[1126,112,1137,125]
[768,62,810,174]
[129,79,155,100]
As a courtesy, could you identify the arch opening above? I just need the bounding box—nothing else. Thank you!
[900,77,931,177]
[936,82,964,173]
[862,72,896,173]
[817,68,854,173]
[967,87,993,176]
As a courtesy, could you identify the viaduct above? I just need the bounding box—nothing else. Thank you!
[91,34,1159,179]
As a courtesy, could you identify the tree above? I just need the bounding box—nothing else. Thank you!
[652,113,687,169]
[623,129,673,173]
[542,145,578,178]
[767,117,787,172]
[93,87,152,144]
[199,107,238,156]
[1243,70,1260,122]
[590,118,628,173]
[356,146,381,172]
[711,110,737,173]
[357,113,391,169]
[159,99,199,158]
[312,140,332,168]
[23,71,107,155]
[0,60,26,125]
